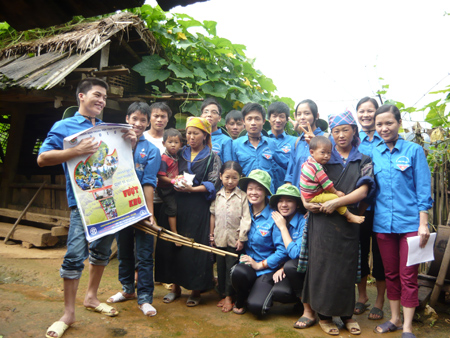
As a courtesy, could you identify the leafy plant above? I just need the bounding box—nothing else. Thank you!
[130,5,294,121]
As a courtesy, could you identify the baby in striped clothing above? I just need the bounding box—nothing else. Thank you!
[300,136,365,224]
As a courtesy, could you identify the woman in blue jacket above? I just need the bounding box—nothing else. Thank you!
[372,105,432,338]
[231,170,286,315]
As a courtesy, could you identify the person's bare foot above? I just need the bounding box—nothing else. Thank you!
[83,296,117,316]
[217,298,225,307]
[222,297,233,313]
[345,212,365,224]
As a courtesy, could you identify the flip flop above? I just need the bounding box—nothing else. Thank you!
[139,303,157,317]
[85,303,119,317]
[368,307,384,320]
[293,316,317,329]
[345,321,361,335]
[354,302,370,315]
[46,321,69,338]
[107,292,136,303]
[319,321,339,336]
[186,295,201,307]
[374,320,403,334]
[402,333,416,338]
[163,292,180,303]
[232,305,246,315]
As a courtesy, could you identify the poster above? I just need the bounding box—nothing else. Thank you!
[64,123,150,242]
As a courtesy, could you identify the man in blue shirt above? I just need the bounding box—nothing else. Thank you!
[232,103,286,193]
[200,98,233,163]
[107,102,161,317]
[38,78,137,338]
[267,102,296,191]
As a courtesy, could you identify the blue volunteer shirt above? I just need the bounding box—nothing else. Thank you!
[272,211,306,260]
[268,131,297,191]
[372,138,433,234]
[244,204,287,276]
[285,127,324,187]
[232,135,286,193]
[134,135,161,188]
[358,130,382,157]
[211,128,233,164]
[39,112,103,208]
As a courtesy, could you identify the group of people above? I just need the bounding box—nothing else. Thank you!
[39,77,432,338]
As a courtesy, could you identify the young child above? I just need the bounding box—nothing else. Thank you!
[157,128,183,238]
[300,136,365,224]
[210,161,251,312]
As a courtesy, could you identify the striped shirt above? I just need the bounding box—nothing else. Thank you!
[300,156,334,199]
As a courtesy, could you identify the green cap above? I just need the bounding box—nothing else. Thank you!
[269,184,302,209]
[239,169,272,196]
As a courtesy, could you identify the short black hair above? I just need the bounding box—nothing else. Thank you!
[356,97,379,111]
[225,110,243,123]
[220,160,243,176]
[163,128,182,142]
[201,97,222,116]
[375,104,401,123]
[268,101,290,119]
[241,102,266,120]
[149,102,173,119]
[76,77,108,105]
[309,135,332,150]
[127,102,151,120]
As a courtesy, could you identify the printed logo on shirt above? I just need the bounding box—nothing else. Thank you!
[281,144,292,154]
[395,156,410,171]
[212,143,221,155]
[262,147,273,160]
[257,223,271,237]
[140,148,146,158]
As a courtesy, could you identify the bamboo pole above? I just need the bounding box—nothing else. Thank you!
[430,234,450,307]
[4,181,46,243]
[134,220,238,258]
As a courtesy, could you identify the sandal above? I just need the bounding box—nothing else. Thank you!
[374,320,403,334]
[345,321,361,335]
[232,305,246,315]
[293,316,317,329]
[186,295,201,307]
[319,320,339,336]
[368,307,384,320]
[46,321,69,338]
[107,291,135,303]
[163,292,180,303]
[139,303,157,317]
[402,333,416,338]
[354,301,370,315]
[85,303,119,317]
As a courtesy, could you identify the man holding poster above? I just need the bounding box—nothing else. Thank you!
[38,78,136,338]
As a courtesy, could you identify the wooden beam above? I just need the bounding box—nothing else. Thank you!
[118,38,142,63]
[99,44,110,71]
[0,208,70,227]
[94,69,130,77]
[51,226,69,237]
[72,68,98,73]
[8,183,66,191]
[0,222,58,247]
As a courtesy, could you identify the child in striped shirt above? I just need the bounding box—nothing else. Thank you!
[300,136,365,224]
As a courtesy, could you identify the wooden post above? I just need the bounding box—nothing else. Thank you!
[429,233,450,307]
[4,181,46,243]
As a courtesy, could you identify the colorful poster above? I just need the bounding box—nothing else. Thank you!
[64,123,150,242]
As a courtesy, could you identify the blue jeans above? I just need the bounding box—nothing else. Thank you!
[116,226,154,305]
[60,209,114,279]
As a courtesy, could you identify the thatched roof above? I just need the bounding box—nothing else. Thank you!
[0,13,160,91]
[0,12,158,60]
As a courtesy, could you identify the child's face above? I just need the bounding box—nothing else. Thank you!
[226,118,244,139]
[163,135,182,155]
[126,111,150,139]
[220,168,240,192]
[310,144,332,165]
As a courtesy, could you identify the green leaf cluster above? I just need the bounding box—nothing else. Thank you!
[130,5,290,117]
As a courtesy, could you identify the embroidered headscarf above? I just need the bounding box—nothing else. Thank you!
[328,110,357,130]
[186,116,212,148]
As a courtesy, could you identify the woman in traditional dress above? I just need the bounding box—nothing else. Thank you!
[301,110,375,336]
[372,105,432,338]
[155,117,221,307]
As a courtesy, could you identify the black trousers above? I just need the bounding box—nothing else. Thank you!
[216,246,239,297]
[231,263,274,315]
[360,210,385,280]
[273,258,305,301]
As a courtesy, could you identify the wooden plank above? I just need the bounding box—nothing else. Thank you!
[99,44,110,70]
[0,208,70,227]
[418,286,433,309]
[0,222,58,247]
[51,226,69,237]
[94,68,130,77]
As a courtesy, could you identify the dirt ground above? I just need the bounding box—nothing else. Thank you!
[1,242,450,338]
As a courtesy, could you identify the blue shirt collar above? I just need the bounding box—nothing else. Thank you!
[268,130,287,139]
[328,145,362,164]
[379,135,405,154]
[211,129,223,136]
[360,130,381,142]
[74,111,102,124]
[251,203,271,220]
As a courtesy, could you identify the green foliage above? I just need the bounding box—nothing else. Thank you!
[130,5,289,116]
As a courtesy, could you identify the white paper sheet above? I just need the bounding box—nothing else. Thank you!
[406,233,437,267]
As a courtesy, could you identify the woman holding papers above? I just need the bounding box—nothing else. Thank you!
[372,105,433,338]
